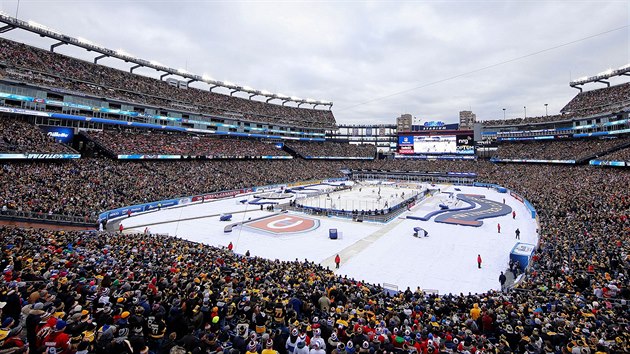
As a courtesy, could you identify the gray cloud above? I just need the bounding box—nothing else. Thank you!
[0,0,627,125]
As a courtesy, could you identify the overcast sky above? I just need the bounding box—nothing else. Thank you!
[1,0,628,125]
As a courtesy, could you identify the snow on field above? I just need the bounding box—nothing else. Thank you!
[122,182,538,295]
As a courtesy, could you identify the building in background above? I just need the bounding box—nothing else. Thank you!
[459,110,476,130]
[396,114,413,132]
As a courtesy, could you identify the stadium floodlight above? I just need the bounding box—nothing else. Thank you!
[116,49,133,58]
[305,98,316,103]
[260,90,272,95]
[276,93,289,98]
[177,68,188,74]
[149,60,163,66]
[223,81,235,88]
[597,69,612,76]
[290,96,300,101]
[242,85,254,91]
[27,20,44,29]
[77,37,93,45]
[202,74,214,81]
[620,63,630,70]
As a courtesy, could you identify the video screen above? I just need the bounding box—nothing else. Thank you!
[398,135,474,155]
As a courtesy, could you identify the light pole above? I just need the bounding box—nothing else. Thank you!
[524,106,527,118]
[502,108,506,120]
[544,103,548,117]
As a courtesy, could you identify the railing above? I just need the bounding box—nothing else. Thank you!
[0,208,95,226]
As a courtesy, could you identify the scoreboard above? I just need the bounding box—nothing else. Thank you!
[397,133,474,155]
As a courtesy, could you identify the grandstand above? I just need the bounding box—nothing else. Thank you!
[0,37,336,131]
[82,129,291,159]
[0,12,628,354]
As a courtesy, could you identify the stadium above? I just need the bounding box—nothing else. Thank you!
[0,3,628,354]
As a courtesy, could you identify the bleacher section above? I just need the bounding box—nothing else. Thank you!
[83,130,290,159]
[285,141,376,159]
[0,39,336,129]
[481,83,630,127]
[562,82,630,115]
[492,137,630,163]
[0,116,76,154]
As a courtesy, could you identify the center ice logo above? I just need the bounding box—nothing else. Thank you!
[245,214,320,235]
[267,217,304,229]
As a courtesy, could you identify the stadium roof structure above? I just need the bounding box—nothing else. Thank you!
[0,12,333,109]
[569,63,630,92]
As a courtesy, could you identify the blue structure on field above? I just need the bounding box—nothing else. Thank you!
[329,229,338,239]
[510,243,536,272]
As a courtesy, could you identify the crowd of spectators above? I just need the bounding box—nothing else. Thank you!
[0,33,629,353]
[0,39,336,129]
[561,83,630,115]
[285,142,376,159]
[84,130,289,158]
[0,116,75,154]
[0,159,353,221]
[492,137,630,161]
[0,160,628,354]
[480,114,576,127]
[481,84,630,127]
[595,145,630,162]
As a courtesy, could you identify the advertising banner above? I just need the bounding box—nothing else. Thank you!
[40,126,74,144]
[0,153,80,159]
[455,134,475,154]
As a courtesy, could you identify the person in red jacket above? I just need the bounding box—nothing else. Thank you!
[497,223,501,233]
[335,254,341,269]
[228,242,233,251]
[43,320,71,354]
[477,254,482,269]
[119,223,124,234]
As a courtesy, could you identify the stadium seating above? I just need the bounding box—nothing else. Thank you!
[492,137,630,161]
[285,141,376,159]
[0,32,629,354]
[84,130,289,157]
[0,116,76,154]
[562,82,630,115]
[0,39,336,129]
[0,161,628,354]
[596,145,630,162]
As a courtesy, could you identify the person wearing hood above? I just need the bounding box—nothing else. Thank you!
[469,304,481,321]
[24,301,43,352]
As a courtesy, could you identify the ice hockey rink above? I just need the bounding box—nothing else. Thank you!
[120,182,538,295]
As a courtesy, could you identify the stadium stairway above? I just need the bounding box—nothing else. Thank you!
[78,131,117,159]
[583,139,630,163]
[281,144,302,158]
